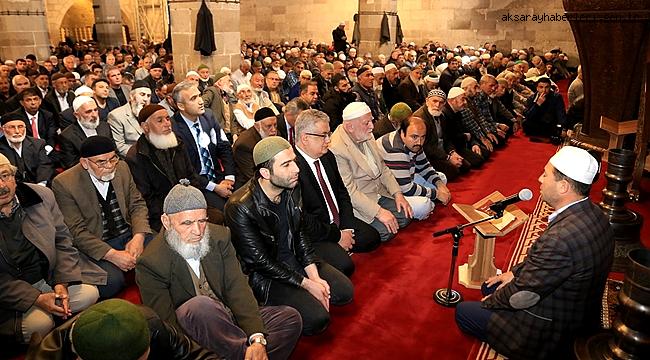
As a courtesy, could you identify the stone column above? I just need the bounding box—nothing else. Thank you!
[0,0,50,61]
[168,0,240,76]
[356,0,398,57]
[93,0,124,48]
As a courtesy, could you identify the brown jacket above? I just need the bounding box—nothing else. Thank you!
[136,224,266,335]
[51,161,151,284]
[0,183,100,337]
[328,125,402,223]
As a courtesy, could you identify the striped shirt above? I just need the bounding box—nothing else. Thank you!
[376,130,444,199]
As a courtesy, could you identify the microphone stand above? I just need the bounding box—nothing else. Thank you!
[432,209,504,307]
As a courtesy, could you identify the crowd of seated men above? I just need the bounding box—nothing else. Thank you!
[0,37,577,359]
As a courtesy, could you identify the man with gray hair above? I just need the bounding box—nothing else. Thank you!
[107,80,152,156]
[277,97,310,146]
[295,109,380,276]
[137,182,302,358]
[230,59,252,89]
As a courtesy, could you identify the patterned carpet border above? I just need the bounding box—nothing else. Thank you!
[470,194,553,360]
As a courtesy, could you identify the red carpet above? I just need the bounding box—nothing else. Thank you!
[290,132,558,359]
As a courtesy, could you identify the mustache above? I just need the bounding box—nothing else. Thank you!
[0,186,10,196]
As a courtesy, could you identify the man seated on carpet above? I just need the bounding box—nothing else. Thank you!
[107,80,152,157]
[52,136,152,299]
[26,298,221,359]
[0,153,99,345]
[330,102,417,242]
[126,104,228,231]
[137,182,302,359]
[377,116,450,218]
[455,146,614,359]
[232,107,279,188]
[295,109,381,277]
[372,102,412,139]
[523,76,567,138]
[460,77,503,148]
[413,89,470,181]
[442,87,489,166]
[225,136,353,336]
[478,74,516,137]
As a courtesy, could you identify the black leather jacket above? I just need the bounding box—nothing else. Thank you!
[26,305,222,360]
[224,178,319,304]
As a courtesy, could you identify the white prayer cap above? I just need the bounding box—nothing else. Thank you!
[72,95,95,112]
[460,77,477,88]
[72,72,80,80]
[219,66,231,74]
[448,87,465,99]
[424,75,439,83]
[549,146,599,185]
[469,56,479,62]
[436,47,443,52]
[342,102,371,121]
[461,56,470,65]
[480,53,491,60]
[236,84,252,93]
[384,63,397,72]
[339,21,345,26]
[339,54,346,61]
[299,70,312,78]
[371,67,384,75]
[277,69,286,80]
[185,71,199,78]
[74,85,93,97]
[263,57,272,64]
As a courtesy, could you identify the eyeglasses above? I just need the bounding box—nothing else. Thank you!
[0,172,15,182]
[305,132,332,139]
[88,155,119,169]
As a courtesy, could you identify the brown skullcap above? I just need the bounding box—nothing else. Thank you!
[138,104,166,123]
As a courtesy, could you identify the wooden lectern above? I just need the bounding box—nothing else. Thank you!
[453,191,529,289]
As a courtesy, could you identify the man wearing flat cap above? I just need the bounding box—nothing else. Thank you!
[42,72,75,115]
[138,182,302,358]
[107,79,152,156]
[27,298,221,359]
[351,65,384,122]
[59,95,114,169]
[232,107,278,189]
[0,112,54,185]
[126,104,227,231]
[225,136,353,336]
[52,136,152,299]
[202,72,236,138]
[330,102,415,242]
[456,146,614,359]
[0,153,99,345]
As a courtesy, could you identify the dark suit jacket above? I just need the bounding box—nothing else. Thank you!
[136,225,266,335]
[275,113,291,141]
[232,126,261,189]
[0,183,95,335]
[483,200,614,359]
[0,136,54,184]
[58,107,76,130]
[5,108,59,147]
[172,110,235,183]
[296,149,355,243]
[372,115,399,139]
[413,105,456,161]
[397,76,425,111]
[58,121,114,169]
[43,90,75,115]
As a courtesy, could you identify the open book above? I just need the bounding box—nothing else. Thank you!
[475,200,516,231]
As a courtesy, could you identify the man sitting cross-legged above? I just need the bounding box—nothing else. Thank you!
[137,182,302,359]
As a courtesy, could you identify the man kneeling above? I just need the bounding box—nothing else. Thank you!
[136,182,302,359]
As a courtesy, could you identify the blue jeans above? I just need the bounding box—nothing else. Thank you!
[454,281,499,342]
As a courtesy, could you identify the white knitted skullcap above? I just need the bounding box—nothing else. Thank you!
[549,146,599,185]
[384,63,397,72]
[460,77,478,88]
[73,96,95,112]
[74,86,93,97]
[448,87,465,99]
[371,67,384,75]
[342,102,371,121]
[236,84,251,93]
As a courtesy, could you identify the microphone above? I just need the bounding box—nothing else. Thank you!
[489,189,533,213]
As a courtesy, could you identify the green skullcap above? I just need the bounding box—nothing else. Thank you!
[253,136,291,166]
[72,299,149,360]
[389,102,413,121]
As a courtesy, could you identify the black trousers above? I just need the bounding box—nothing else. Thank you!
[266,262,353,336]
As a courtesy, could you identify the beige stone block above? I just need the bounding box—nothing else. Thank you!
[449,17,471,30]
[271,6,287,14]
[461,0,491,9]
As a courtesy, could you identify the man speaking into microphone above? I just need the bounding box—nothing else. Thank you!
[455,146,614,359]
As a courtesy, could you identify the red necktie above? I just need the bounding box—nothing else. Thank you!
[31,117,40,139]
[289,127,295,146]
[314,160,339,225]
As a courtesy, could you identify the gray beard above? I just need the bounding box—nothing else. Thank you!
[148,132,178,150]
[131,102,144,117]
[166,226,211,260]
[428,108,442,117]
[7,134,25,144]
[79,118,99,130]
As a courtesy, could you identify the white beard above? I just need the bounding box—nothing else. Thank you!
[428,108,442,117]
[7,133,25,145]
[87,168,115,182]
[148,132,178,150]
[166,226,211,260]
[79,117,99,130]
